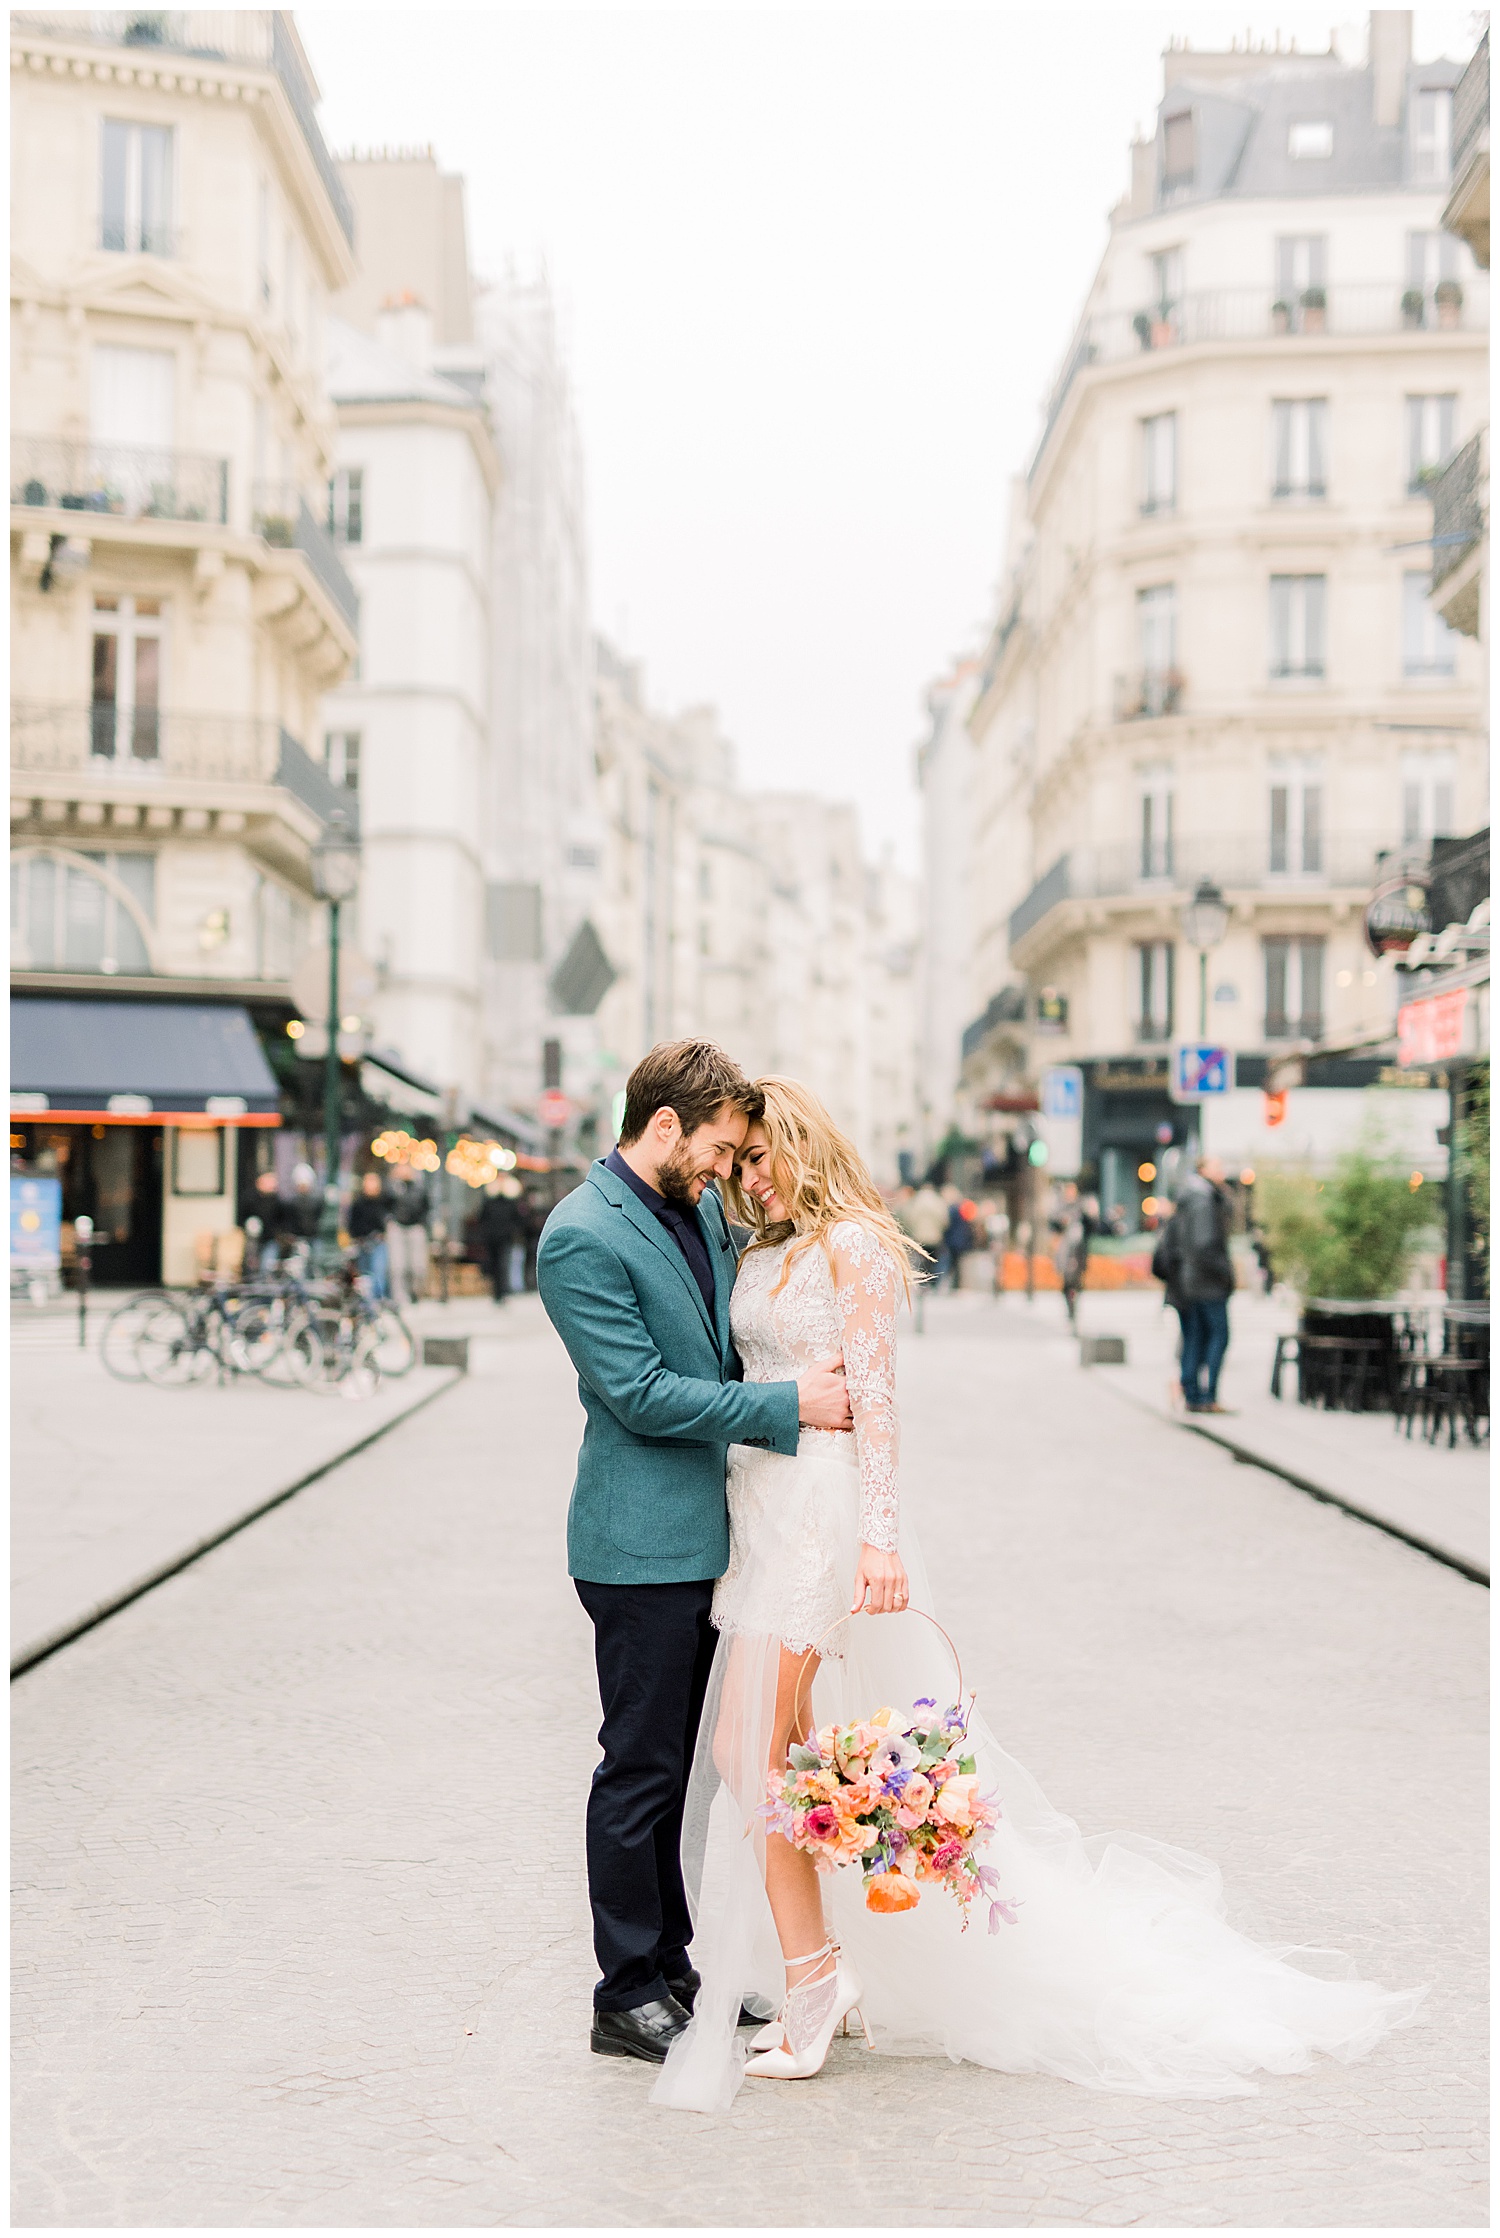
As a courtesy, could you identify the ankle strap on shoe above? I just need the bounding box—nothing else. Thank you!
[782,1939,833,1969]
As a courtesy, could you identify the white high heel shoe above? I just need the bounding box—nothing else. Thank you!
[743,1940,873,2079]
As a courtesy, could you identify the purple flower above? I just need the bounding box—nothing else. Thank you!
[987,1898,1021,1934]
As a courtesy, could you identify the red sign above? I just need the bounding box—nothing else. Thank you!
[537,1090,571,1128]
[1397,988,1469,1068]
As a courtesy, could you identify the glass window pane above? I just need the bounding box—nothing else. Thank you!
[1304,576,1326,670]
[1299,938,1324,1031]
[1269,785,1289,871]
[92,632,118,704]
[1302,785,1323,872]
[26,855,58,968]
[100,120,129,252]
[138,126,172,255]
[1307,401,1327,491]
[111,852,156,919]
[63,866,107,971]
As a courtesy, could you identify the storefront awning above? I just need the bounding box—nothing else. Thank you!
[11,998,281,1123]
[470,1102,547,1152]
[359,1051,443,1120]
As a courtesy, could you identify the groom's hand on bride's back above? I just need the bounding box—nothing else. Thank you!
[797,1354,853,1431]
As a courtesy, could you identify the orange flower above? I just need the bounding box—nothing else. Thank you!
[865,1869,921,1913]
[934,1775,981,1829]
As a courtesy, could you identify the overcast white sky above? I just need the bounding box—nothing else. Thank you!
[299,3,1483,866]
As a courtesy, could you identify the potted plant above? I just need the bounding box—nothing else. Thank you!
[1271,298,1292,334]
[1299,285,1326,333]
[1261,1155,1441,1410]
[1401,286,1426,329]
[1435,277,1464,328]
[1150,306,1177,348]
[1161,665,1185,715]
[1132,311,1153,351]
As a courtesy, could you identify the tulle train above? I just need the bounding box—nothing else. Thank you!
[651,1449,1425,2116]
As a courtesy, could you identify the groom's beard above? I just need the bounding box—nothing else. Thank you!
[656,1142,707,1207]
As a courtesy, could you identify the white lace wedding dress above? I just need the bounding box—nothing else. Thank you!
[651,1221,1424,2116]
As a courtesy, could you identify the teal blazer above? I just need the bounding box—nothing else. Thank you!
[537,1160,801,1585]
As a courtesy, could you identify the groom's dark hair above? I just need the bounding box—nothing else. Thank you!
[618,1040,761,1146]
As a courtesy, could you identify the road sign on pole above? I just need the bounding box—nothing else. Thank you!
[1169,1045,1232,1102]
[1038,1064,1084,1178]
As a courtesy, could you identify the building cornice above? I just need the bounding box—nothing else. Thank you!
[10,25,356,290]
[1031,326,1487,510]
[334,397,502,495]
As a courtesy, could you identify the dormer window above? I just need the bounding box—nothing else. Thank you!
[1162,111,1195,189]
[1288,121,1334,159]
[1411,88,1453,184]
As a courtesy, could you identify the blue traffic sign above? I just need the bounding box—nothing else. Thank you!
[1040,1064,1083,1120]
[1171,1045,1231,1100]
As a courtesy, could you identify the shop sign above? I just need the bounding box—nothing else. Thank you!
[537,1089,572,1128]
[11,1174,62,1271]
[1398,988,1470,1068]
[1090,1059,1170,1093]
[1034,988,1068,1033]
[1038,1065,1083,1179]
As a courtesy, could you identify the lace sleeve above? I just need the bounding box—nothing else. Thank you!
[827,1220,901,1551]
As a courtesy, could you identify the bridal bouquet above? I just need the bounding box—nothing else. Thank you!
[763,1698,1018,1932]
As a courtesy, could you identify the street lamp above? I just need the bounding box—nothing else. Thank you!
[310,809,362,1266]
[1179,876,1229,1040]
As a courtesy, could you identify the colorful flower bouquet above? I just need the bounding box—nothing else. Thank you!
[763,1697,1019,1932]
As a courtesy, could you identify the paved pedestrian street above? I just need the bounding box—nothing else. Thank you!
[12,1294,1486,2227]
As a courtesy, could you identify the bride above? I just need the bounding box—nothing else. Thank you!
[652,1077,1423,2114]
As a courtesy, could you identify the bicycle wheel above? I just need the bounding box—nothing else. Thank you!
[101,1291,171,1382]
[136,1300,213,1386]
[333,1322,382,1400]
[280,1308,329,1389]
[228,1295,292,1378]
[368,1306,416,1378]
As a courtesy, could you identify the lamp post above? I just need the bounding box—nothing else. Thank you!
[1179,876,1230,1041]
[310,809,362,1269]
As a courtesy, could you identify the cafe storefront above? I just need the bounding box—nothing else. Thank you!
[11,996,280,1288]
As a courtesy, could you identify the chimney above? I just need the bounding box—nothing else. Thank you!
[1370,10,1412,129]
[376,291,433,372]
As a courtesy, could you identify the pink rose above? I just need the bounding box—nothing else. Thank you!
[935,1775,981,1829]
[802,1804,838,1844]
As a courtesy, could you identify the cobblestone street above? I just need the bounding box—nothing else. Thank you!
[12,1293,1487,2227]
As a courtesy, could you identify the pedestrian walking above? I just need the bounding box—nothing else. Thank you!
[1152,1155,1236,1414]
[384,1162,431,1307]
[904,1180,947,1264]
[939,1189,973,1291]
[1058,1190,1099,1327]
[476,1178,523,1302]
[346,1169,391,1298]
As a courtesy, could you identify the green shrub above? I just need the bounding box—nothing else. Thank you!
[1457,1061,1489,1280]
[1259,1152,1438,1300]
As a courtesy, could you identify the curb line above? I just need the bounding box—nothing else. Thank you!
[10,1370,463,1680]
[1096,1375,1489,1588]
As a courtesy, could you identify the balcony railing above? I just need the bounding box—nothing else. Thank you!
[1430,429,1487,592]
[1035,278,1490,471]
[13,701,280,785]
[11,12,354,247]
[12,435,228,525]
[251,484,359,633]
[1114,668,1184,721]
[1451,26,1489,184]
[1008,835,1392,951]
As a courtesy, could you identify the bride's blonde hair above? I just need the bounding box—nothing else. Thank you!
[724,1076,921,1300]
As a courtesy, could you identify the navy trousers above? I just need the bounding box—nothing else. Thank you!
[574,1576,718,2011]
[1178,1298,1230,1406]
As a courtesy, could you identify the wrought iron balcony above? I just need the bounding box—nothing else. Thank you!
[251,483,359,633]
[1430,429,1487,594]
[11,704,359,838]
[12,435,228,526]
[1007,835,1394,952]
[1114,668,1184,721]
[12,700,279,785]
[1035,277,1490,470]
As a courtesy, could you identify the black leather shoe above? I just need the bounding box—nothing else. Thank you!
[590,1995,690,2064]
[666,1971,774,2028]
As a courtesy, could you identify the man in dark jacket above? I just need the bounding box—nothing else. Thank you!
[1153,1155,1236,1413]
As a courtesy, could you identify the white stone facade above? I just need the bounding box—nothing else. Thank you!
[956,20,1488,1205]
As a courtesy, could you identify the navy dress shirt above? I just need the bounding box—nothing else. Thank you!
[604,1146,717,1321]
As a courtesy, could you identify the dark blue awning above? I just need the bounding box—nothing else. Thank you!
[11,998,281,1119]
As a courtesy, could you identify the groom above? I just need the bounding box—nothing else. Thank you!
[537,1039,852,2064]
